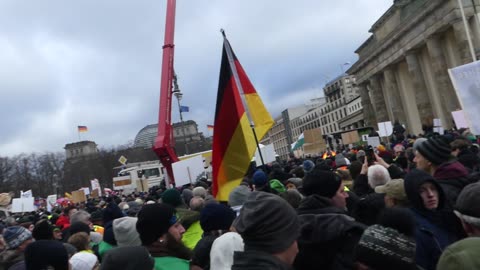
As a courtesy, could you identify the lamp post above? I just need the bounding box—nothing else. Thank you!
[172,74,189,155]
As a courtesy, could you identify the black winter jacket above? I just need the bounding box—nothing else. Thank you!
[232,250,292,270]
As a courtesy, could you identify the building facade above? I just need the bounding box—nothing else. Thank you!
[348,0,480,135]
[269,116,290,160]
[64,141,98,160]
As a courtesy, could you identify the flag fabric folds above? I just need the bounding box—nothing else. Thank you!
[291,133,305,150]
[207,125,214,131]
[212,35,274,201]
[180,106,189,113]
[78,126,88,132]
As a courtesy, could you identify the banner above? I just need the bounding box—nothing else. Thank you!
[448,61,480,134]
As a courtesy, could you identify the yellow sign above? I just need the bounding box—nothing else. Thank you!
[118,156,127,165]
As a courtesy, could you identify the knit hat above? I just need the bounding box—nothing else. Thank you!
[437,237,480,270]
[302,170,342,198]
[286,177,303,188]
[25,240,69,270]
[335,154,348,167]
[375,179,407,202]
[69,222,91,236]
[302,160,315,174]
[161,189,183,207]
[355,224,416,270]
[210,232,244,270]
[228,185,251,207]
[252,170,268,186]
[233,191,300,253]
[101,246,155,270]
[70,252,98,270]
[32,219,54,240]
[455,181,480,218]
[192,187,207,198]
[113,217,141,247]
[136,203,177,246]
[416,136,451,165]
[3,226,32,250]
[269,179,286,193]
[200,203,236,232]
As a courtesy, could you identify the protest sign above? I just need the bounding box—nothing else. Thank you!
[20,190,33,198]
[46,195,57,212]
[80,187,90,196]
[448,61,480,134]
[433,118,442,127]
[172,155,205,187]
[71,190,86,203]
[91,179,102,197]
[377,122,393,137]
[341,131,360,144]
[367,137,381,148]
[452,110,470,130]
[90,189,99,198]
[12,198,35,213]
[254,144,276,165]
[361,134,369,142]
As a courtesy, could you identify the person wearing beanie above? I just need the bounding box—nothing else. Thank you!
[334,153,349,170]
[136,203,191,270]
[192,203,236,269]
[296,168,365,270]
[437,237,480,270]
[302,159,315,175]
[355,224,417,270]
[252,170,268,188]
[25,240,70,270]
[161,188,201,237]
[404,169,461,270]
[228,184,251,215]
[32,219,54,240]
[0,226,33,269]
[101,246,155,270]
[414,135,470,207]
[454,181,480,236]
[232,192,300,270]
[112,217,141,247]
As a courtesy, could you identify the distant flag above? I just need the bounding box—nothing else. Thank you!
[78,126,88,132]
[180,106,189,112]
[212,31,274,201]
[291,133,305,150]
[207,125,214,131]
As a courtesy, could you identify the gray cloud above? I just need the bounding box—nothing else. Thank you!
[0,0,392,156]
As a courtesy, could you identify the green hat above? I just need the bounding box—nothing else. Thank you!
[161,189,183,207]
[269,179,286,193]
[437,238,480,270]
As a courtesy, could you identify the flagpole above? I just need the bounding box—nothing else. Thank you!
[221,29,265,166]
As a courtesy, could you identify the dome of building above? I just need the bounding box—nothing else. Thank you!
[133,124,158,148]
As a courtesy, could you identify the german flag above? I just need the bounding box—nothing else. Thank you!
[212,34,274,201]
[78,126,88,132]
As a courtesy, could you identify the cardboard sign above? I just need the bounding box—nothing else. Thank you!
[71,190,86,203]
[12,198,35,213]
[46,195,57,212]
[448,61,480,134]
[80,187,90,196]
[341,131,360,145]
[90,189,99,199]
[172,155,205,187]
[367,136,381,148]
[91,179,102,197]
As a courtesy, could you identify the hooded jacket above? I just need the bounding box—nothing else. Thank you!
[404,170,459,270]
[433,160,471,208]
[295,195,365,270]
[232,250,292,270]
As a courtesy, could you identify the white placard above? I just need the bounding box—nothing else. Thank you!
[91,179,102,197]
[448,61,480,134]
[361,134,369,142]
[12,198,35,213]
[80,187,90,196]
[367,136,381,148]
[452,110,470,130]
[254,144,277,165]
[46,195,57,212]
[433,127,445,134]
[172,155,206,187]
[21,190,33,198]
[377,121,393,137]
[433,118,442,127]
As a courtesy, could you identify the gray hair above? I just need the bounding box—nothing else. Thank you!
[367,165,391,188]
[190,196,205,212]
[192,187,207,199]
[70,210,91,224]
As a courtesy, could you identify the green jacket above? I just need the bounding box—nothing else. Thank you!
[154,256,190,270]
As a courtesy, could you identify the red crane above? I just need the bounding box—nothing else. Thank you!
[153,0,179,186]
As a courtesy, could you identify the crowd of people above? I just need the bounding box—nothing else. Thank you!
[1,129,480,269]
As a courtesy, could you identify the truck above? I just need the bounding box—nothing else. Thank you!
[112,150,213,193]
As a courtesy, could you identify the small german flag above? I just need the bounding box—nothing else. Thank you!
[207,125,214,131]
[78,126,88,132]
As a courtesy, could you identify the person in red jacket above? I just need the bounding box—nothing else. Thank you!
[55,206,77,230]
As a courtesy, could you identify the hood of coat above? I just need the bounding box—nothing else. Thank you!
[404,169,445,211]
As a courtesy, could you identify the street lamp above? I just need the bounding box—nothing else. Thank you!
[172,74,189,155]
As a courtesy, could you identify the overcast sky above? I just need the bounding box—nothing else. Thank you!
[0,0,392,156]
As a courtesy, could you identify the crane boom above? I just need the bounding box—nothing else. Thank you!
[153,0,179,185]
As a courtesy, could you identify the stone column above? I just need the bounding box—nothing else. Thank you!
[369,75,389,122]
[426,36,460,128]
[383,67,407,125]
[358,83,376,127]
[405,52,434,127]
[452,19,476,65]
